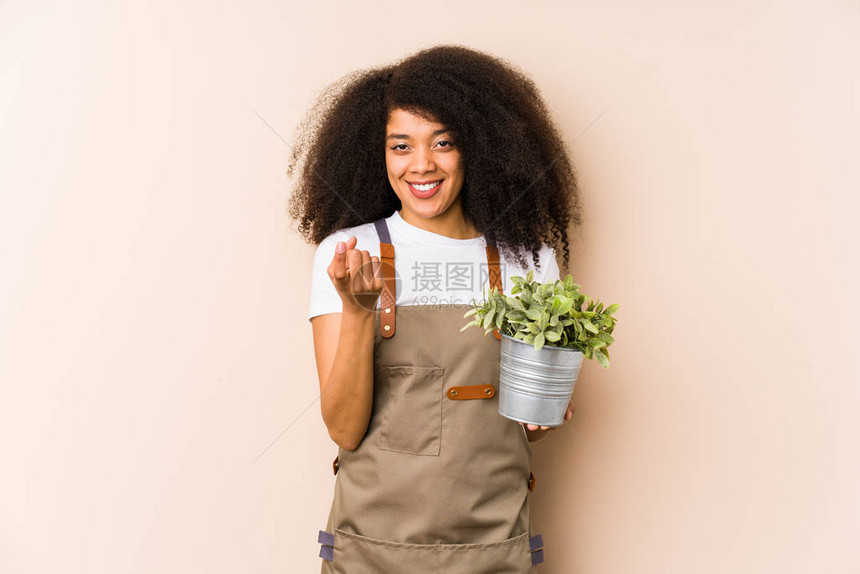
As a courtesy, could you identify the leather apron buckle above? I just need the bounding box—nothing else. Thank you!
[446,384,496,400]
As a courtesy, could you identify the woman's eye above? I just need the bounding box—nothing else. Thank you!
[435,140,454,148]
[391,143,409,151]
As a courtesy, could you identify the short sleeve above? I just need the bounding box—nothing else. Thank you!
[538,246,561,283]
[308,236,343,321]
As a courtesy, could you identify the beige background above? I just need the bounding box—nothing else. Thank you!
[1,1,857,572]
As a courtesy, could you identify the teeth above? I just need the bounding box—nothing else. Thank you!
[411,181,441,191]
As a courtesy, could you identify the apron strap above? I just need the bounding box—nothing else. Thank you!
[374,219,396,338]
[485,241,504,340]
[374,217,505,340]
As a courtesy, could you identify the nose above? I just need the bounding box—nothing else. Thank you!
[409,146,436,174]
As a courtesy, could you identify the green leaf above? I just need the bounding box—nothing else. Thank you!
[545,330,561,342]
[526,269,534,283]
[525,307,543,321]
[557,296,573,315]
[507,310,525,321]
[534,332,545,351]
[495,308,504,329]
[541,284,555,299]
[583,320,598,334]
[597,332,615,345]
[527,322,541,335]
[587,338,606,349]
[537,311,548,331]
[482,309,495,330]
[506,296,525,310]
[605,303,619,315]
[594,349,610,368]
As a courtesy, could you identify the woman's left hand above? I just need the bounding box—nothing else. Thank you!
[521,398,575,442]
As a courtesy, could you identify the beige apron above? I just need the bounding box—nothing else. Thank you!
[317,218,544,573]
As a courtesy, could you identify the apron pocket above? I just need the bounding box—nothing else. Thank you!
[378,365,444,456]
[331,528,534,574]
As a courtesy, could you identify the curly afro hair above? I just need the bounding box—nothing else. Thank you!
[287,44,582,270]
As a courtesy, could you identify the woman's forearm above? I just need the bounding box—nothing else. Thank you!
[319,309,376,450]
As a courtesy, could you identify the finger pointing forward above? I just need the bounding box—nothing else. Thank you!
[329,236,358,285]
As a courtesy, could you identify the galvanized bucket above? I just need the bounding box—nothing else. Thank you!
[498,334,584,427]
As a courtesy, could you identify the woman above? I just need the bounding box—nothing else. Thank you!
[289,45,582,573]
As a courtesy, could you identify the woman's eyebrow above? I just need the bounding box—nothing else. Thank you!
[385,129,450,141]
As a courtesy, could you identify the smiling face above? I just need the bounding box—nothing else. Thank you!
[385,108,475,238]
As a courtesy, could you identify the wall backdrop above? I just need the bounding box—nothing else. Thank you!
[1,1,857,573]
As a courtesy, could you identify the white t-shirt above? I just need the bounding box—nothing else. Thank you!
[308,211,560,320]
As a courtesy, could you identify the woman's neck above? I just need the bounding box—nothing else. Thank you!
[397,208,481,239]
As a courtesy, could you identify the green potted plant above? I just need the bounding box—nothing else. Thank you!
[462,270,619,426]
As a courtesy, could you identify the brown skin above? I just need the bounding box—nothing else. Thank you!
[312,237,576,447]
[310,237,574,447]
[312,108,576,450]
[384,108,473,238]
[522,401,576,442]
[311,236,383,450]
[288,45,582,272]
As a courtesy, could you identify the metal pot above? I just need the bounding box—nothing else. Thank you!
[498,333,584,427]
